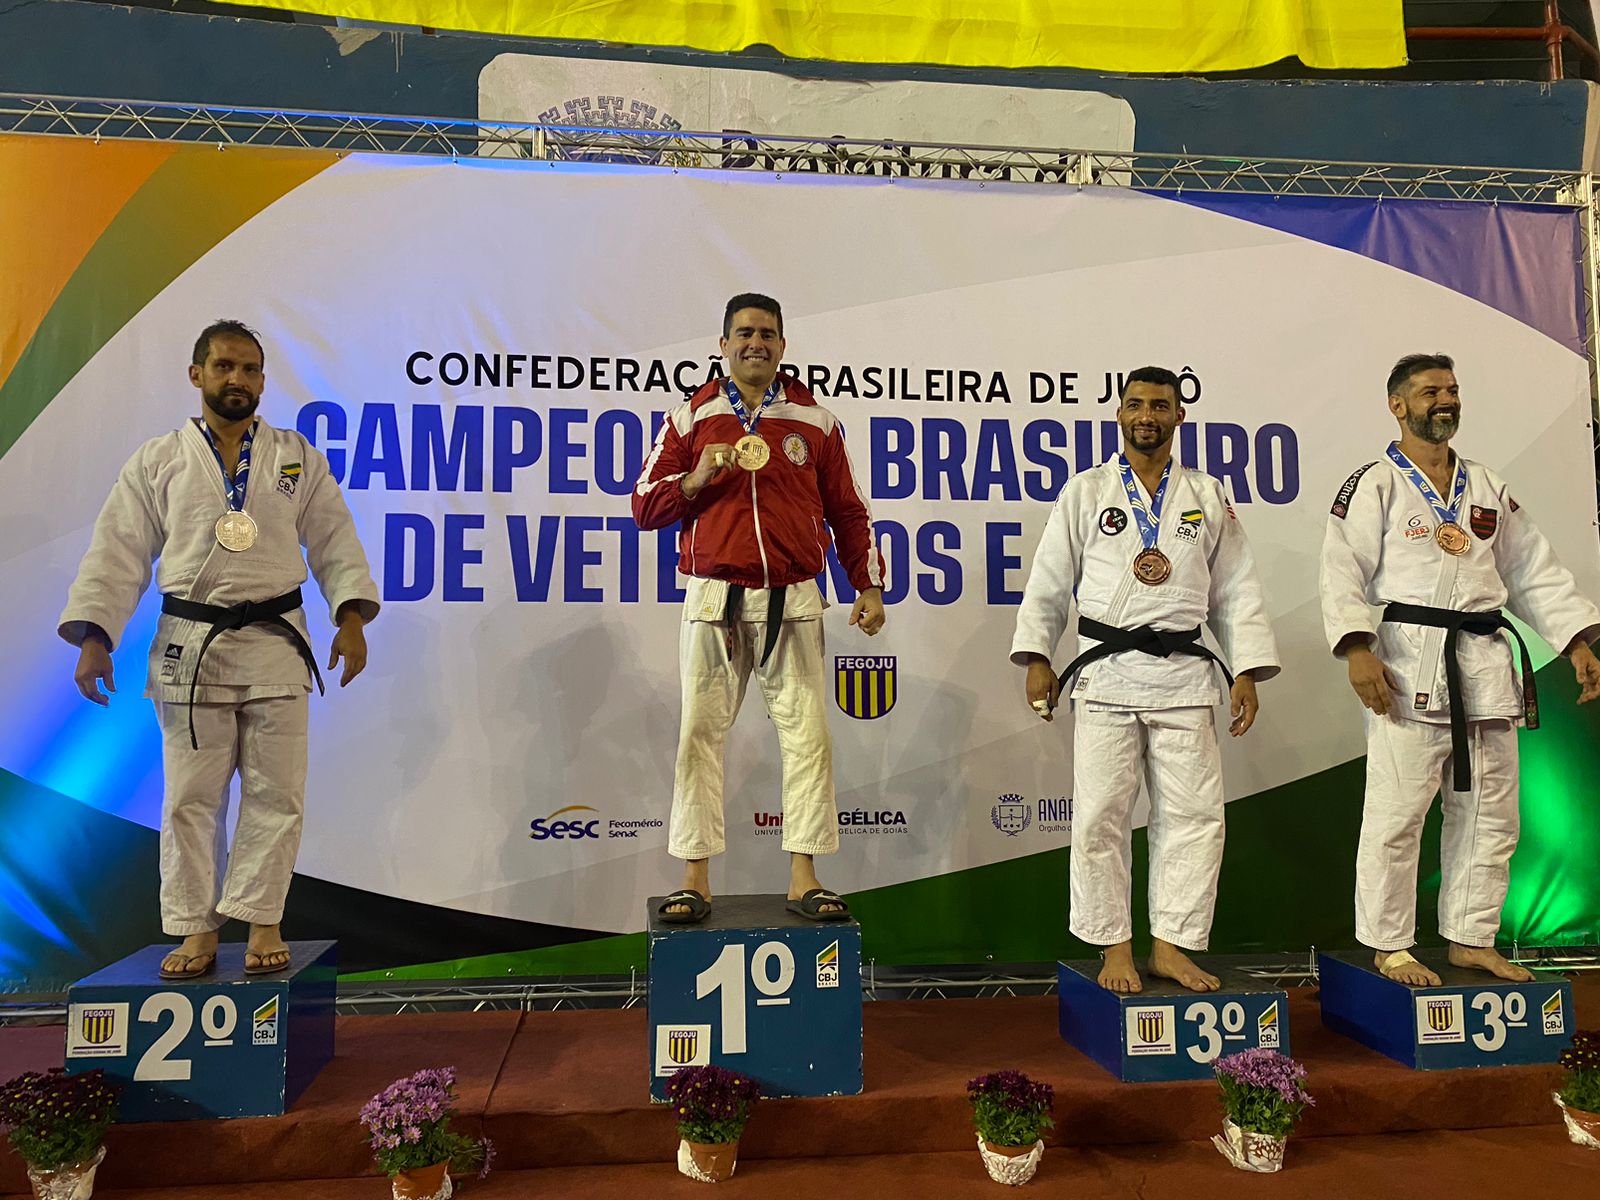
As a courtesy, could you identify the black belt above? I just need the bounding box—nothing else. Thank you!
[724,584,786,669]
[1381,602,1538,791]
[161,587,324,749]
[1057,616,1235,695]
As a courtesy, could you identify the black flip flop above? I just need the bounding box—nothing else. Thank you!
[786,888,851,922]
[657,889,712,925]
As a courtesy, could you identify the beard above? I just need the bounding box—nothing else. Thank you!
[1122,422,1173,452]
[1406,406,1459,444]
[203,387,260,423]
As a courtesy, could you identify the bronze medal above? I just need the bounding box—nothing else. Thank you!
[215,510,258,552]
[1132,547,1171,586]
[1435,522,1469,556]
[734,434,770,471]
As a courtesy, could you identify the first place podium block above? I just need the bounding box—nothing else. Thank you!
[647,895,862,1100]
[1318,950,1573,1070]
[65,940,337,1121]
[1058,958,1291,1082]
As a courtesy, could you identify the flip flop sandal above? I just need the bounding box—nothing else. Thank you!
[158,951,217,981]
[245,950,292,976]
[657,889,712,925]
[786,888,851,922]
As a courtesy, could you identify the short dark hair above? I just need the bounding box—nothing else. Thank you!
[1386,353,1454,397]
[723,293,783,339]
[1118,365,1180,400]
[193,320,265,369]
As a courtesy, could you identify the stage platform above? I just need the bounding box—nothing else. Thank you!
[2,975,1595,1196]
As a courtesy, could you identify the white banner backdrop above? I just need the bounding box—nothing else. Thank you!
[2,158,1594,935]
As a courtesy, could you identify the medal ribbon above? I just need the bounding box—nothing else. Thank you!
[724,377,782,435]
[201,420,255,511]
[1386,443,1466,529]
[1116,454,1172,552]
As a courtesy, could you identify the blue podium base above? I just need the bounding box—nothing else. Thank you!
[1058,957,1291,1082]
[66,940,336,1120]
[1318,950,1573,1070]
[648,894,862,1099]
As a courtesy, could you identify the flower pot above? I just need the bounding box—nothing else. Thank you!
[1211,1118,1287,1173]
[26,1145,106,1200]
[1555,1092,1600,1149]
[391,1162,453,1200]
[976,1134,1043,1186]
[677,1138,739,1183]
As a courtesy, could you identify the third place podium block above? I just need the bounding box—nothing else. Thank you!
[1058,958,1291,1082]
[647,895,862,1099]
[1318,950,1574,1069]
[65,940,337,1121]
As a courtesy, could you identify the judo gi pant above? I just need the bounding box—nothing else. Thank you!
[1070,703,1223,951]
[154,695,308,935]
[1356,714,1518,951]
[669,617,837,859]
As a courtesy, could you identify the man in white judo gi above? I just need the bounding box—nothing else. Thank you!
[59,320,379,980]
[1322,352,1600,986]
[1013,366,1280,994]
[633,294,885,925]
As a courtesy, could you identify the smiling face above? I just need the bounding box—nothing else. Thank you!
[1391,367,1461,444]
[719,306,785,394]
[189,333,264,424]
[1117,379,1183,454]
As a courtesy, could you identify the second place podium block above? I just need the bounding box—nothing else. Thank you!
[1059,958,1291,1082]
[647,894,862,1099]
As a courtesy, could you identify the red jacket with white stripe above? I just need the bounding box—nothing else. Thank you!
[632,377,885,593]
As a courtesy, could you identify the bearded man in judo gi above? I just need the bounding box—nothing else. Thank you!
[1013,366,1280,994]
[59,320,379,980]
[1322,352,1600,986]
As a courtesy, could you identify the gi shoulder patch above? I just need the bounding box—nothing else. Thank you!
[1099,507,1128,536]
[1330,461,1378,519]
[1470,505,1499,540]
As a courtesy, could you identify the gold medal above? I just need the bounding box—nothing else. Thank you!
[215,510,258,552]
[735,435,770,471]
[1132,547,1171,586]
[1435,522,1469,556]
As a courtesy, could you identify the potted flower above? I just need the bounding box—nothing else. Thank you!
[967,1071,1054,1185]
[1211,1048,1313,1172]
[1555,1029,1600,1148]
[0,1068,120,1200]
[358,1067,493,1199]
[664,1065,761,1183]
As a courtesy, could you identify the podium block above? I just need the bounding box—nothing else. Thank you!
[647,895,862,1099]
[1058,959,1291,1082]
[1318,951,1573,1070]
[65,940,336,1121]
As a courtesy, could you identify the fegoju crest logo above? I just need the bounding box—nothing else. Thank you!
[835,656,896,719]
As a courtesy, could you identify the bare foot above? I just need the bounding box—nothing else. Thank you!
[1148,939,1220,992]
[1374,948,1441,986]
[160,930,218,978]
[245,923,291,973]
[1448,943,1533,982]
[788,852,844,915]
[667,860,712,917]
[1097,941,1143,994]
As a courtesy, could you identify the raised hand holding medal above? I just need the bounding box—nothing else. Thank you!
[724,375,781,472]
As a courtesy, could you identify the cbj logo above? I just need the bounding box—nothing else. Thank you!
[530,805,601,841]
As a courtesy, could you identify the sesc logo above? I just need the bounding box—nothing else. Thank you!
[530,805,601,842]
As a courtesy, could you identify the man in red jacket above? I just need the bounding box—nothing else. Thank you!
[633,293,886,924]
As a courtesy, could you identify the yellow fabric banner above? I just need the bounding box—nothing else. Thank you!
[234,2,1405,72]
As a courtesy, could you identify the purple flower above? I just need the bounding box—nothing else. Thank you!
[1213,1049,1314,1106]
